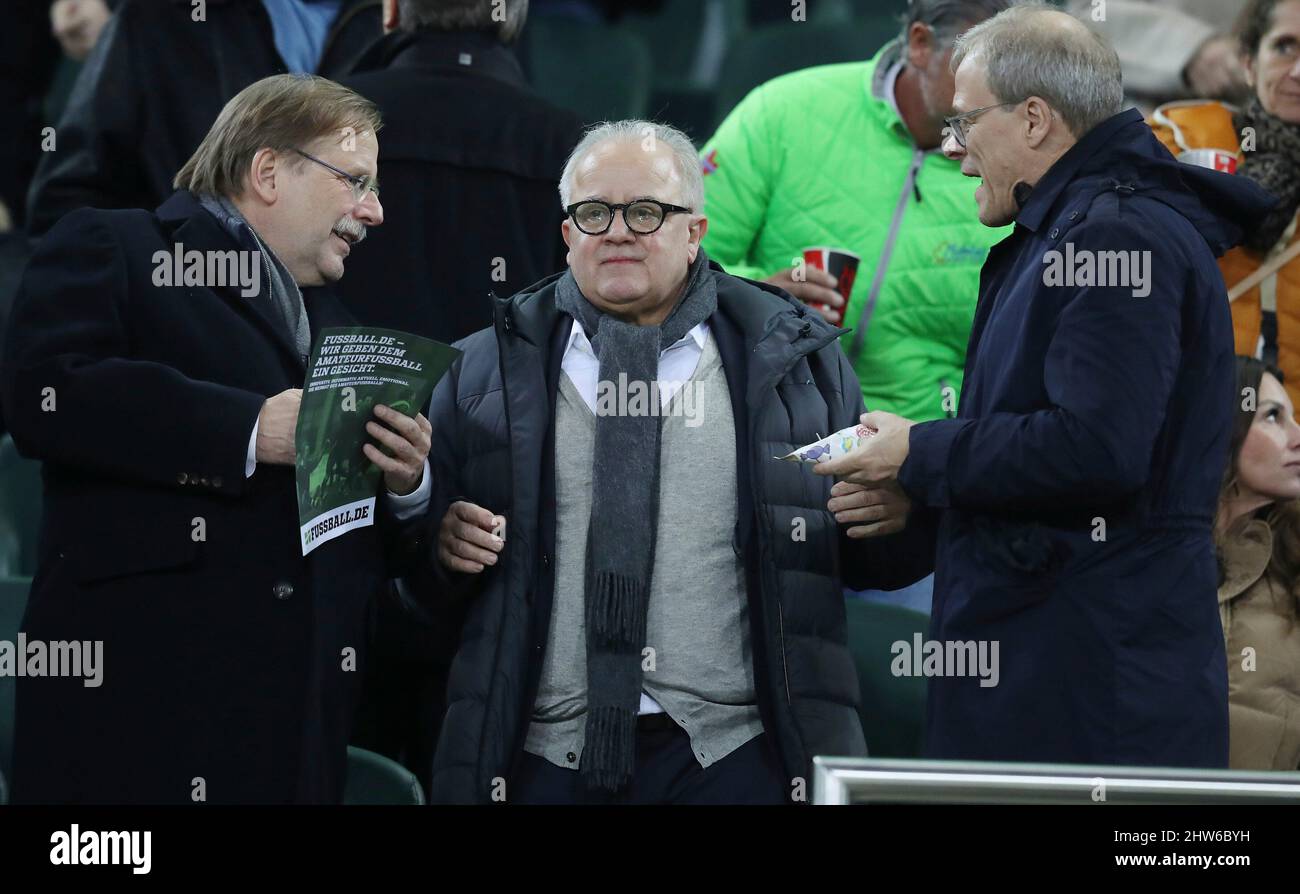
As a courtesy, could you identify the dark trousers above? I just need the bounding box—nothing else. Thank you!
[510,718,790,805]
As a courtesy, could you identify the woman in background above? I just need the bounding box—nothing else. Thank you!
[1216,356,1300,769]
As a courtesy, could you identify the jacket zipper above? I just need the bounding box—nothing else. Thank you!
[849,147,929,360]
[776,588,792,707]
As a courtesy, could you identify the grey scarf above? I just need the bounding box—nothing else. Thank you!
[554,249,718,792]
[1235,99,1300,255]
[198,193,312,364]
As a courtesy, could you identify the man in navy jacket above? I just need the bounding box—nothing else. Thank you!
[819,7,1275,767]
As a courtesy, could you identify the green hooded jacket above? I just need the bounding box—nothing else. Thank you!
[700,41,1011,421]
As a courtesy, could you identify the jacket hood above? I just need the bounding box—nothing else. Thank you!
[1049,109,1277,256]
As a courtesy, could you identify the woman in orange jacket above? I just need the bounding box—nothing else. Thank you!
[1150,0,1300,409]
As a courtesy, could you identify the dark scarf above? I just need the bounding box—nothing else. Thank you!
[1235,98,1300,254]
[197,192,311,363]
[553,249,717,792]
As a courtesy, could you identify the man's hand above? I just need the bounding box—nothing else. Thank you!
[765,266,844,324]
[438,501,505,574]
[364,404,432,495]
[1185,35,1248,99]
[256,388,301,466]
[828,480,911,538]
[812,411,915,485]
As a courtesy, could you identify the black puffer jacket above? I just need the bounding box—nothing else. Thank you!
[422,262,934,803]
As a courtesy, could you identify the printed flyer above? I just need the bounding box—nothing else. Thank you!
[295,326,459,555]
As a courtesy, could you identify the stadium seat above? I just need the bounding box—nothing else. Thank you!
[0,436,41,578]
[343,745,425,805]
[711,20,902,134]
[522,17,653,124]
[844,598,929,757]
[0,576,32,797]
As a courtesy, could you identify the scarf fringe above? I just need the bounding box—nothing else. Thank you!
[587,571,648,649]
[581,705,637,792]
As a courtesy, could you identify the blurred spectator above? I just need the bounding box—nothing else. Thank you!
[337,0,582,793]
[701,0,1011,428]
[50,0,112,61]
[1149,0,1300,410]
[338,0,582,343]
[1068,0,1250,111]
[25,0,381,237]
[1215,357,1300,770]
[0,3,65,232]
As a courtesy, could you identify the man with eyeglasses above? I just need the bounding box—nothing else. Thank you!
[415,119,929,805]
[816,7,1275,768]
[1,74,433,804]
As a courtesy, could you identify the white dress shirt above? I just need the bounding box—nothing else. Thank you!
[561,318,711,714]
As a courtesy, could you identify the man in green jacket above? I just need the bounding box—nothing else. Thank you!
[701,0,1012,424]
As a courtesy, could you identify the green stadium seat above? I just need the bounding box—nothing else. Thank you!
[343,745,425,805]
[523,17,654,124]
[0,575,32,801]
[711,20,902,135]
[844,597,929,757]
[0,435,39,579]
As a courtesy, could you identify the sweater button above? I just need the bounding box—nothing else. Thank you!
[272,581,294,600]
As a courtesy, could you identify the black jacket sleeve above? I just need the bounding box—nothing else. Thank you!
[0,209,266,493]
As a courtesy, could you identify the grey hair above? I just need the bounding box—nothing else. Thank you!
[558,120,704,213]
[898,0,1014,48]
[950,2,1123,138]
[396,0,529,44]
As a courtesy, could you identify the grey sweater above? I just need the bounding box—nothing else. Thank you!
[525,333,765,770]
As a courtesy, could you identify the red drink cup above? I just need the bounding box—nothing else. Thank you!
[802,247,860,325]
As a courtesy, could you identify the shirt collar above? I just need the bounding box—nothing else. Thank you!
[565,319,709,357]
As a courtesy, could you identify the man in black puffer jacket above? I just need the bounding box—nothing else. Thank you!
[416,121,934,805]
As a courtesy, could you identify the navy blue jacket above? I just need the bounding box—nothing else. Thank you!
[898,109,1276,767]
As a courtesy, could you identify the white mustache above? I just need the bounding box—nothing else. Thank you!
[332,217,366,244]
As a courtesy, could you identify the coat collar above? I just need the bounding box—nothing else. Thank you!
[496,260,845,410]
[350,28,525,87]
[1218,517,1274,604]
[497,261,843,352]
[155,190,307,372]
[1015,108,1146,234]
